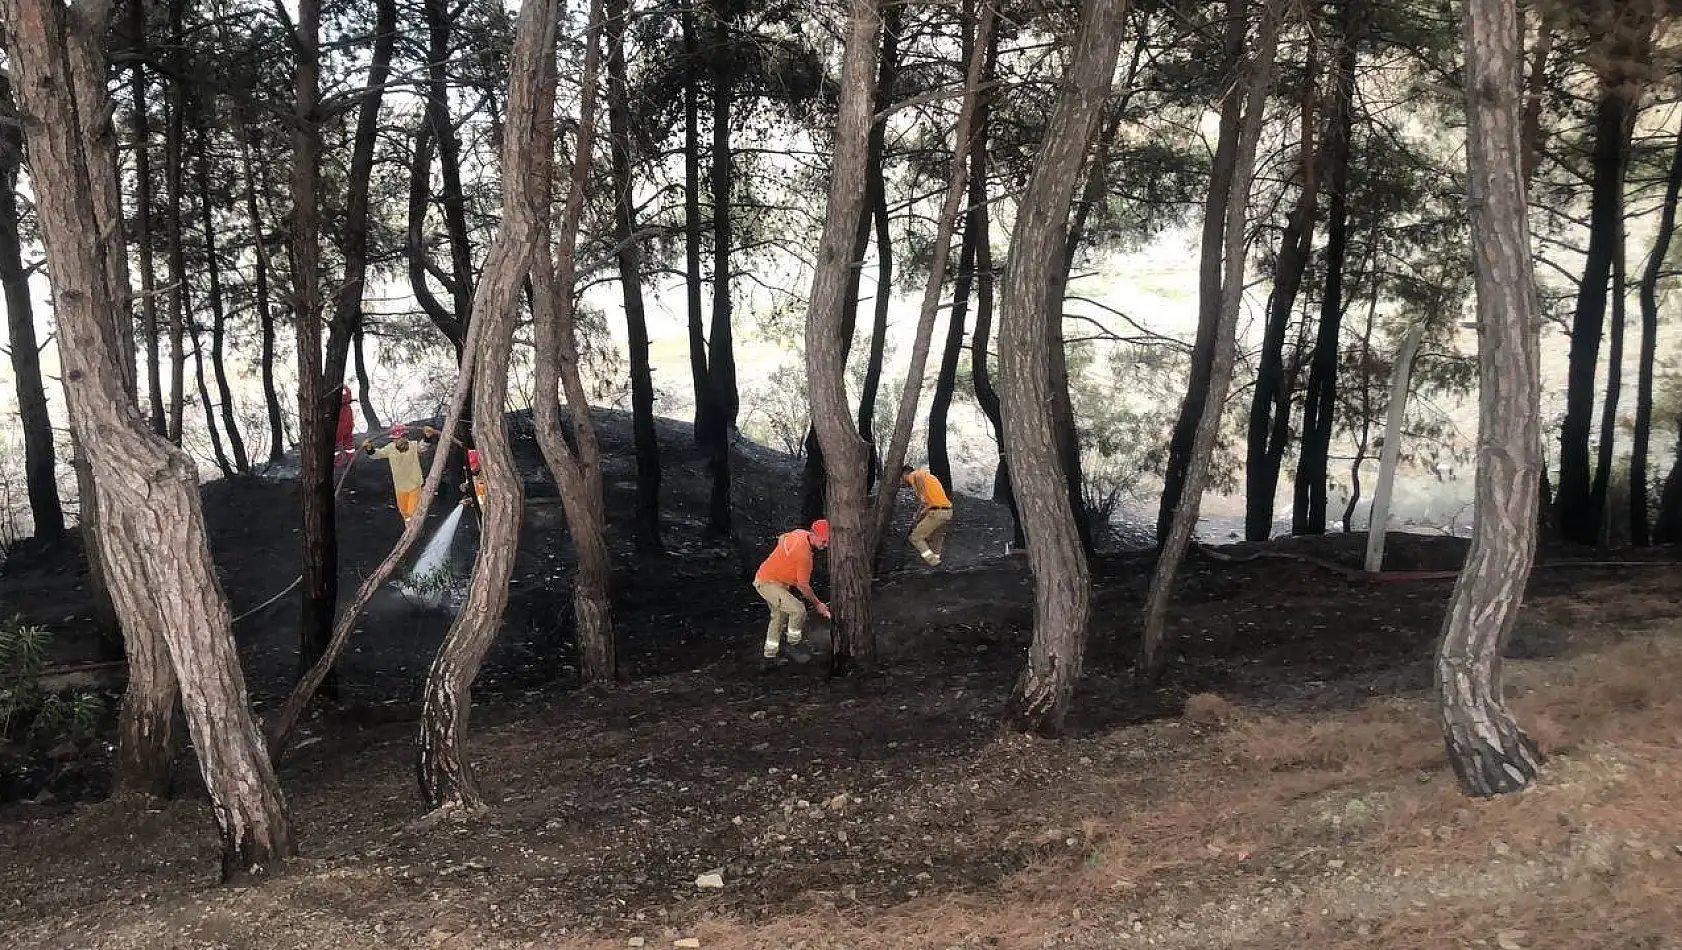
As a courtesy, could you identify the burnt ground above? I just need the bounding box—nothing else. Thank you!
[2,412,1682,949]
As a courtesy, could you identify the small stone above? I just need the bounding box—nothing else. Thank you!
[1327,859,1345,870]
[628,939,645,948]
[695,871,725,889]
[1496,930,1526,950]
[826,794,849,810]
[674,940,701,949]
[1492,841,1512,857]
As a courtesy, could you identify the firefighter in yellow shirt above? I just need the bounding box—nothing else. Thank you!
[900,465,953,567]
[362,422,440,524]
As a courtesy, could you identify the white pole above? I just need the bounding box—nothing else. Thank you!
[1365,324,1426,573]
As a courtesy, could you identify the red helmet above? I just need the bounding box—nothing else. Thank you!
[390,422,407,438]
[467,449,481,470]
[810,519,830,542]
[341,386,352,403]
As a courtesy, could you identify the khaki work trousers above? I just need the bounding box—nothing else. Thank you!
[753,580,806,658]
[909,506,953,562]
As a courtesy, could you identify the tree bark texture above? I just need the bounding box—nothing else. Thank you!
[416,0,549,811]
[1591,176,1628,546]
[1293,0,1358,536]
[531,0,617,687]
[806,0,883,676]
[0,74,65,540]
[126,0,166,438]
[163,1,187,446]
[1632,90,1682,546]
[5,0,295,872]
[1000,0,1130,733]
[608,0,663,554]
[854,2,902,489]
[1436,0,1544,798]
[1139,0,1278,679]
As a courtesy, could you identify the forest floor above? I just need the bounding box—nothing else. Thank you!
[1,411,1679,949]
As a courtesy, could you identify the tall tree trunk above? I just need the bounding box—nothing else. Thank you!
[1591,179,1627,546]
[927,214,975,489]
[406,123,463,348]
[1001,0,1130,732]
[699,3,737,535]
[867,0,993,559]
[417,0,553,814]
[163,4,187,446]
[1292,0,1358,536]
[1245,39,1320,541]
[289,0,333,696]
[1157,0,1249,546]
[1655,418,1682,543]
[128,0,166,438]
[426,0,475,337]
[854,3,902,489]
[0,75,65,540]
[1140,0,1278,678]
[6,0,294,873]
[608,0,663,553]
[239,129,286,464]
[1557,27,1650,545]
[963,25,1021,546]
[197,117,249,474]
[352,321,379,430]
[1437,0,1544,796]
[1632,91,1682,546]
[806,0,882,676]
[530,0,616,686]
[681,0,713,448]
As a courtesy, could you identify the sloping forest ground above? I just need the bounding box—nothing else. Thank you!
[1,412,1679,949]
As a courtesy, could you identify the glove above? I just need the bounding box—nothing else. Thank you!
[422,425,440,439]
[360,438,374,451]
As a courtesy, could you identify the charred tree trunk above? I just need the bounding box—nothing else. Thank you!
[426,0,475,339]
[1140,0,1278,678]
[352,322,378,429]
[1245,40,1319,541]
[0,75,65,540]
[698,4,737,535]
[417,0,552,812]
[163,5,187,446]
[1001,0,1130,731]
[1591,180,1627,546]
[806,0,882,676]
[1632,93,1682,546]
[239,129,286,464]
[928,217,975,489]
[1157,0,1248,547]
[680,0,712,448]
[608,0,663,553]
[1293,0,1357,536]
[127,0,166,439]
[197,119,248,474]
[7,0,294,871]
[190,320,234,476]
[1436,0,1544,796]
[855,4,902,488]
[530,0,617,687]
[1558,26,1650,545]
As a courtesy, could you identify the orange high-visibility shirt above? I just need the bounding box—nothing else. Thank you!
[755,530,814,586]
[904,468,951,508]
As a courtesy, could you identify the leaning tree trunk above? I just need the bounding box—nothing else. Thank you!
[199,128,250,474]
[415,0,555,813]
[608,0,663,554]
[0,75,65,540]
[1293,0,1357,536]
[1436,0,1544,798]
[1139,0,1279,679]
[1157,0,1247,547]
[1000,0,1131,733]
[5,0,294,873]
[806,0,883,676]
[1632,95,1682,546]
[530,0,617,686]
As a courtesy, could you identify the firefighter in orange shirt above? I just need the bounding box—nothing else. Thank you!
[901,464,953,566]
[752,519,831,662]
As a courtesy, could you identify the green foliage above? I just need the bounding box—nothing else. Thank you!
[0,619,106,751]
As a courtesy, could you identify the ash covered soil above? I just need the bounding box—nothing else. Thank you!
[2,410,1680,949]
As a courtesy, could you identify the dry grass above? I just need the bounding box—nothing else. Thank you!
[606,629,1682,950]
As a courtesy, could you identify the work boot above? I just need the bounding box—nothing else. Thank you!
[921,550,941,567]
[786,628,804,646]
